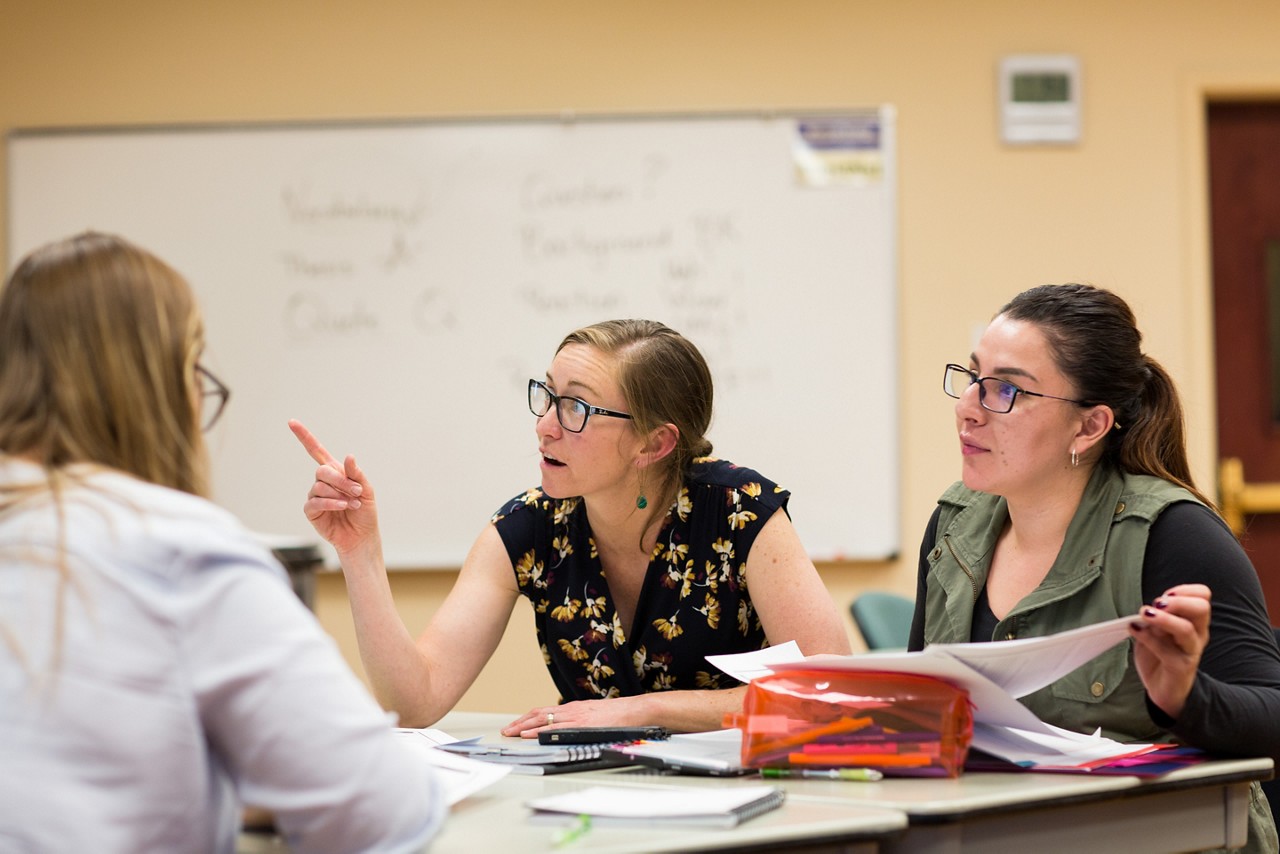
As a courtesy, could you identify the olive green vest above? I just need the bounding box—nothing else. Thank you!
[924,465,1277,852]
[923,465,1195,742]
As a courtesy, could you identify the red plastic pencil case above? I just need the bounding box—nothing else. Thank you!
[729,669,974,778]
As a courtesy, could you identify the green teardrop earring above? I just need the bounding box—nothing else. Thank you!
[636,494,648,509]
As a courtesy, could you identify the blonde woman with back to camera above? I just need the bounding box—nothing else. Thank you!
[0,233,444,853]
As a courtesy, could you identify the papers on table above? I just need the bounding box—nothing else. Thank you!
[605,729,752,776]
[395,728,510,805]
[710,617,1157,770]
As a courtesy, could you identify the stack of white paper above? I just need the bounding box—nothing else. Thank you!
[708,617,1156,769]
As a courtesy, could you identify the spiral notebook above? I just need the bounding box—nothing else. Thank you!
[525,784,785,828]
[435,738,630,775]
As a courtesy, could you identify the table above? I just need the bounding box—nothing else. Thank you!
[238,712,1271,853]
[429,773,906,853]
[428,712,1273,854]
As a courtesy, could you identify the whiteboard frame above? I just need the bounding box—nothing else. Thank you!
[7,107,899,568]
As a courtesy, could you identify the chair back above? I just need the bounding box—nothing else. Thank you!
[850,591,915,650]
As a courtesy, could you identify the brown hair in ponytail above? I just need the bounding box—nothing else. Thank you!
[557,319,714,541]
[999,283,1214,510]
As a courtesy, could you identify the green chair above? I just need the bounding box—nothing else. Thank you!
[850,591,915,650]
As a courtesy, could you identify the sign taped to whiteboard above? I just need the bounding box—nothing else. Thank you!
[792,114,885,187]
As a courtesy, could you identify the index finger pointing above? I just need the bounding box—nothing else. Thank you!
[288,419,340,469]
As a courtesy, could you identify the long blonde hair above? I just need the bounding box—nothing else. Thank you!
[0,232,209,495]
[0,233,210,674]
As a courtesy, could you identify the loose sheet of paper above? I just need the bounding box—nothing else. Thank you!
[707,618,1154,768]
[705,641,803,683]
[395,729,511,805]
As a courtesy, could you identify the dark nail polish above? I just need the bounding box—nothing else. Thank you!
[1154,598,1169,610]
[1143,607,1157,618]
[1130,622,1144,632]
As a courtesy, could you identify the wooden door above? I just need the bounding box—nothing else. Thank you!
[1208,101,1280,617]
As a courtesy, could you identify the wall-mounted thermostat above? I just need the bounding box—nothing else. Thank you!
[999,54,1081,145]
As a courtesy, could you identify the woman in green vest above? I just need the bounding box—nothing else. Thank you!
[912,283,1280,853]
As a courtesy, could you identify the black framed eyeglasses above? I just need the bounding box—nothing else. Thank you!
[197,364,230,431]
[943,363,1088,414]
[528,379,633,433]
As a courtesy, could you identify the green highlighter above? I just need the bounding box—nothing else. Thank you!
[761,767,884,781]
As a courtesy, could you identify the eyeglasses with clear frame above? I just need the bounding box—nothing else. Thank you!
[943,363,1088,414]
[528,379,633,433]
[197,364,230,431]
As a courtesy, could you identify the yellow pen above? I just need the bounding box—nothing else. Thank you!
[551,813,592,847]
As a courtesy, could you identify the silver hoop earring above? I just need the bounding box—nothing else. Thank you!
[1071,448,1079,468]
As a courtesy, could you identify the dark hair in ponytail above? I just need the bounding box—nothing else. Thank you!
[999,283,1214,509]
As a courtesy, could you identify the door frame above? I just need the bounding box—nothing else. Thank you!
[1179,70,1280,500]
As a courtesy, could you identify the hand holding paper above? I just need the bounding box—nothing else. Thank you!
[709,617,1157,770]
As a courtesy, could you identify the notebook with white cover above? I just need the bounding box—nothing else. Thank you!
[603,729,755,776]
[526,784,784,828]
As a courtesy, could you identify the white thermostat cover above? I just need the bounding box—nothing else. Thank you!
[999,54,1081,145]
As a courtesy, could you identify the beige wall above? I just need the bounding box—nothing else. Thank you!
[5,1,1279,712]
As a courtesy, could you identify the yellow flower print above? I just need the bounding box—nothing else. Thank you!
[587,657,616,681]
[540,643,552,666]
[740,482,762,499]
[521,488,544,506]
[551,594,581,622]
[663,541,689,566]
[663,565,683,588]
[553,497,580,525]
[632,646,648,676]
[557,637,588,661]
[697,591,721,629]
[695,671,723,689]
[589,536,599,560]
[675,487,693,521]
[581,595,607,619]
[738,600,751,634]
[651,672,676,691]
[552,535,574,561]
[727,509,758,530]
[705,559,721,591]
[582,677,621,700]
[653,613,684,640]
[514,551,544,588]
[587,615,621,646]
[680,563,698,599]
[711,538,734,562]
[583,621,606,644]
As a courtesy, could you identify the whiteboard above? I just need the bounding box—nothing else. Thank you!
[7,110,898,567]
